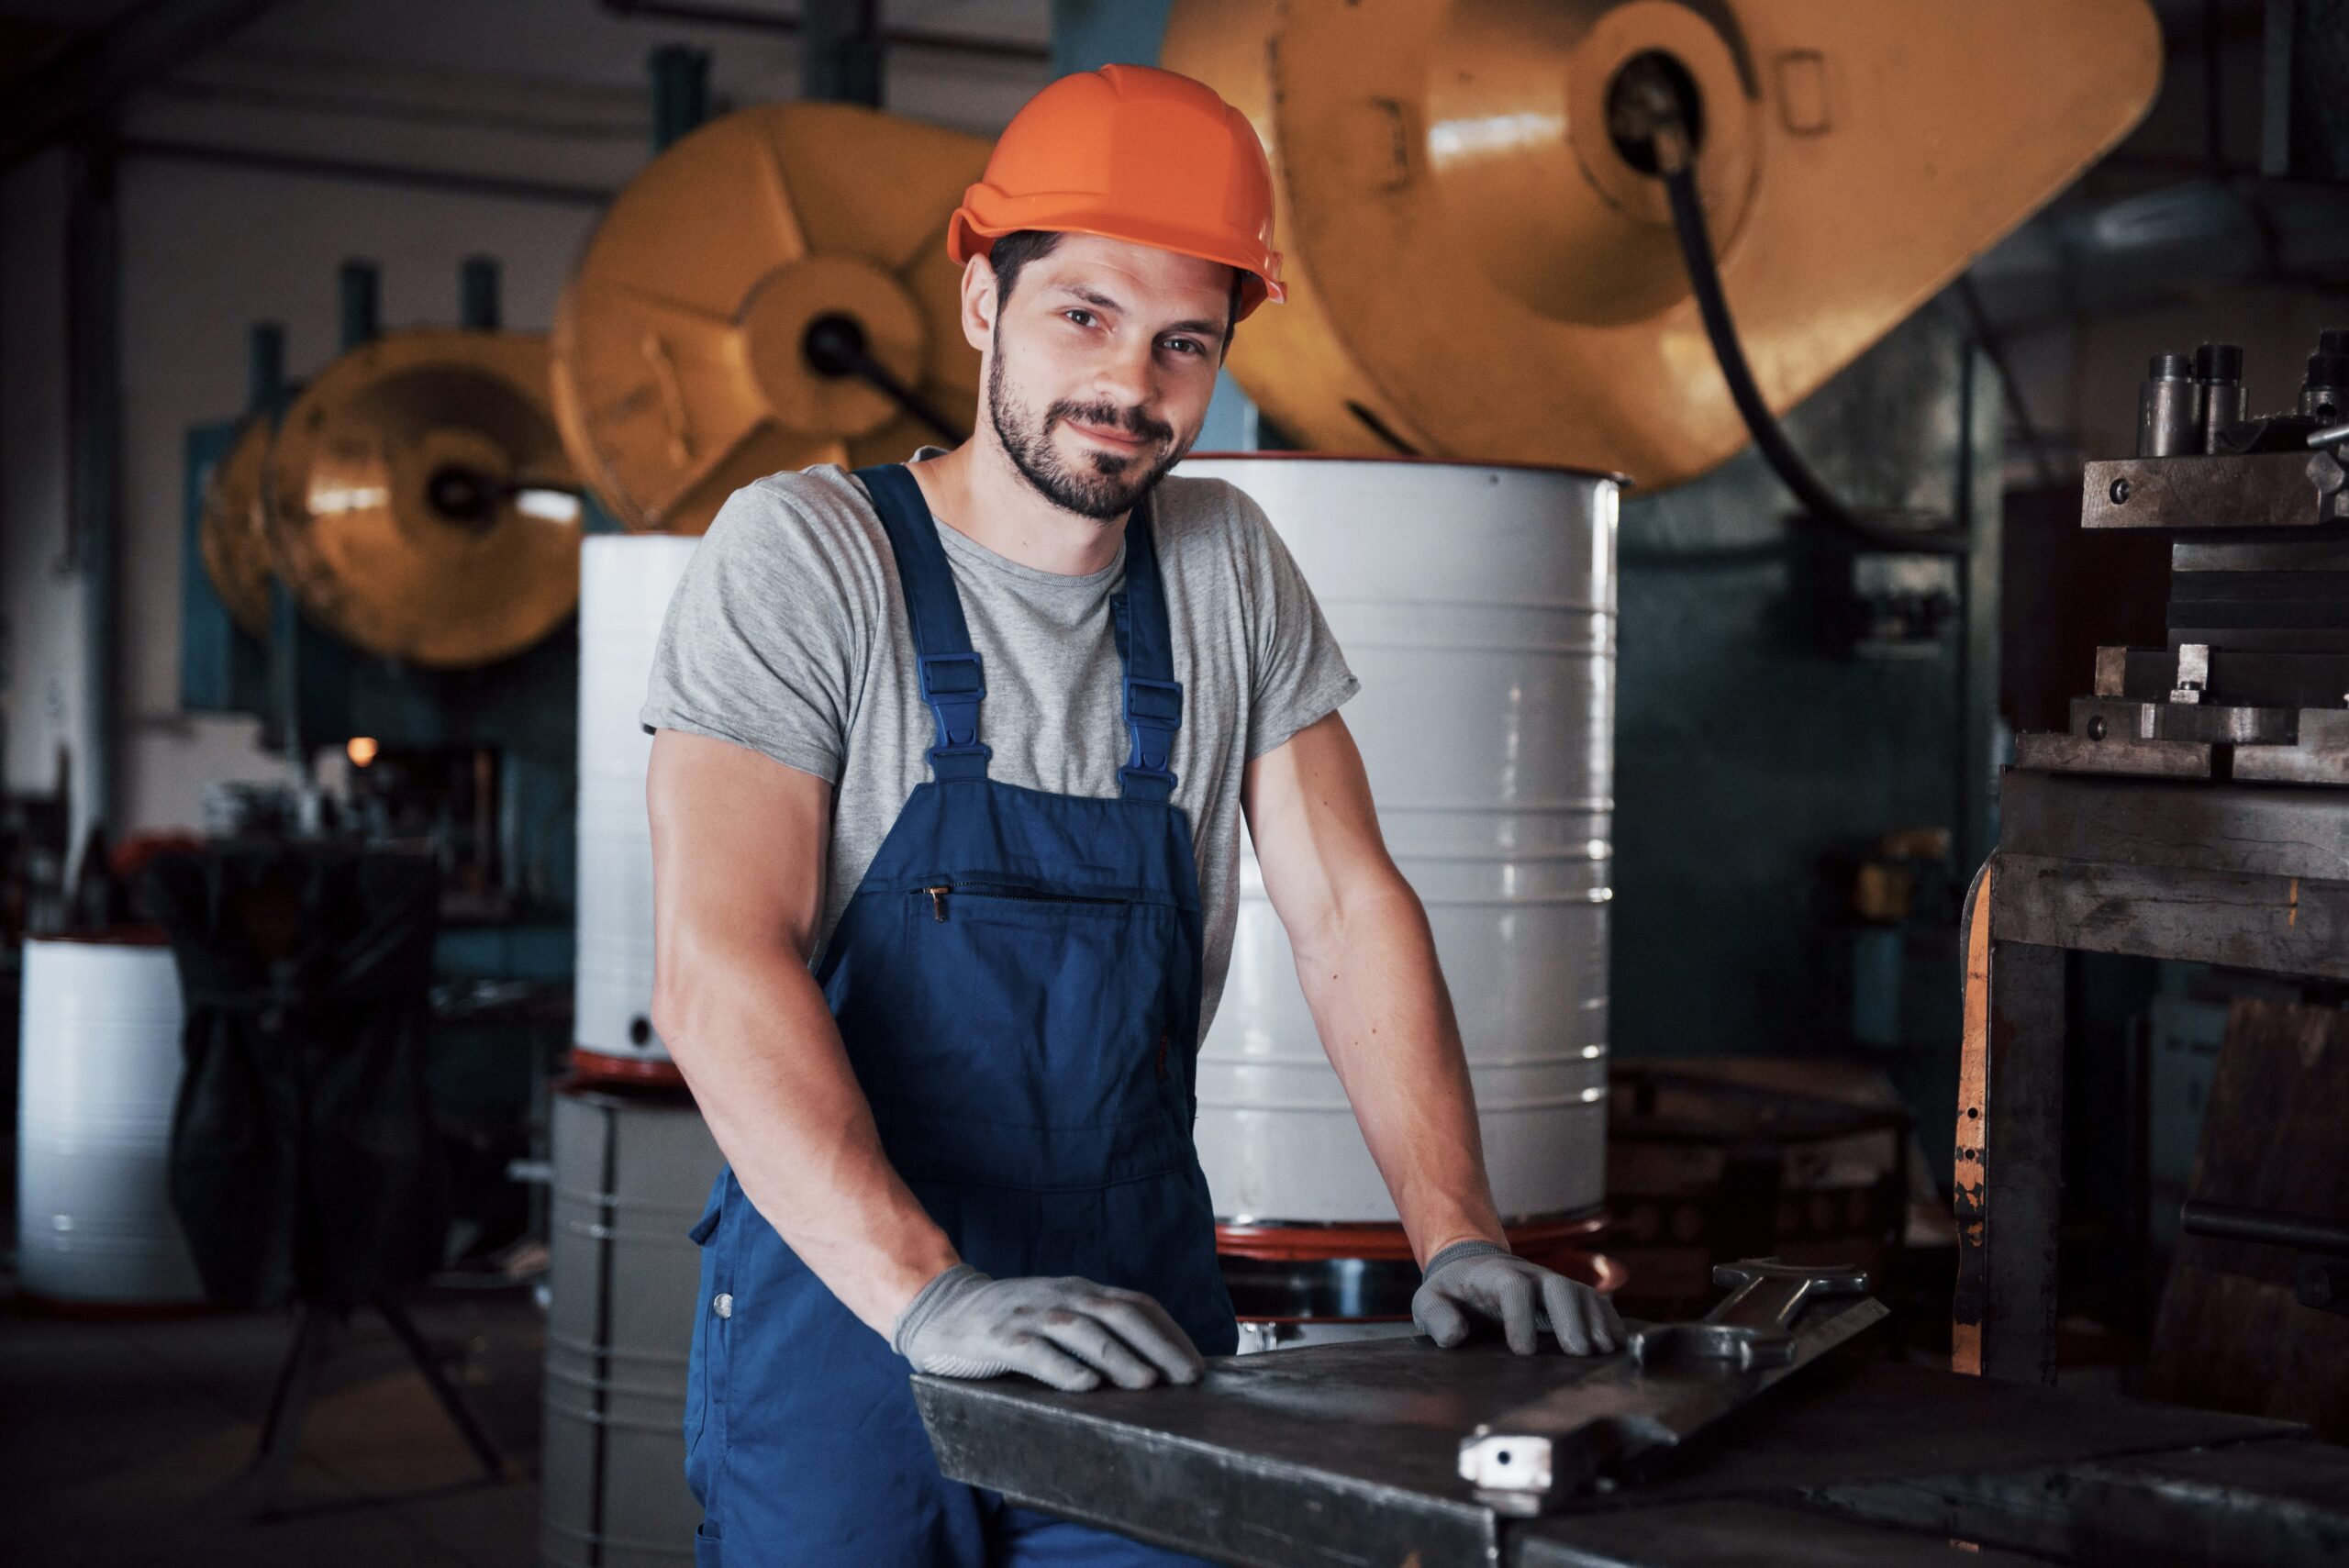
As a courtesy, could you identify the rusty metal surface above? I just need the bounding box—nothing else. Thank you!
[2232,709,2349,785]
[914,1338,2294,1568]
[2082,451,2349,530]
[550,101,987,534]
[1163,0,2159,490]
[2011,730,2216,778]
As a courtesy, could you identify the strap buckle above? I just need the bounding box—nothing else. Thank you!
[918,651,990,769]
[1120,674,1184,793]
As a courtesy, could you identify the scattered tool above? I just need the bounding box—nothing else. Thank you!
[1457,1260,1883,1513]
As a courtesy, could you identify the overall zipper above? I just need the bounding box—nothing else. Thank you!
[917,880,1132,922]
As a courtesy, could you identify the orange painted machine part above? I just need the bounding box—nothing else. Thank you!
[1163,0,2162,491]
[550,102,991,536]
[947,63,1286,320]
[263,328,583,669]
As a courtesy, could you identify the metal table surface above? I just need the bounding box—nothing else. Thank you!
[914,1336,2349,1568]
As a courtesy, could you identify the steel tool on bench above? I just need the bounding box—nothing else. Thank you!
[1457,1261,1883,1513]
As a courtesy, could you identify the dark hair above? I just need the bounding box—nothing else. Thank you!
[985,228,1243,348]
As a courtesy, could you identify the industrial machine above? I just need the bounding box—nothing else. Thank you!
[263,326,583,671]
[550,100,989,535]
[1163,0,2159,490]
[185,259,586,927]
[1959,328,2349,1387]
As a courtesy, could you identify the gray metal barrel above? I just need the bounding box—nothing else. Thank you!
[540,1084,724,1566]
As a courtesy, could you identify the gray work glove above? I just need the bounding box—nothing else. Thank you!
[891,1263,1206,1393]
[1412,1240,1623,1356]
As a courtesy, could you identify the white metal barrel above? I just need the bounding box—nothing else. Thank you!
[1178,456,1619,1227]
[576,534,701,1074]
[15,933,205,1304]
[540,1083,725,1567]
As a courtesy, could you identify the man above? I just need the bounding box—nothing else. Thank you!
[644,64,1620,1568]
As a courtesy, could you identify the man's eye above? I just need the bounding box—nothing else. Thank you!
[1163,338,1202,357]
[1064,309,1096,328]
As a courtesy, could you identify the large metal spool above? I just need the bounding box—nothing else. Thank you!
[264,328,584,669]
[1183,456,1621,1324]
[1164,0,2160,489]
[551,102,991,536]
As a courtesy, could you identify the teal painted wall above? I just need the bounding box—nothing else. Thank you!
[1612,304,1997,1060]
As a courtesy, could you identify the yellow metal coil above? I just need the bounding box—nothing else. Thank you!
[264,328,583,670]
[1165,0,2161,490]
[551,102,992,535]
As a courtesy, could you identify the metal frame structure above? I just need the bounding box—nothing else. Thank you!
[1954,338,2349,1381]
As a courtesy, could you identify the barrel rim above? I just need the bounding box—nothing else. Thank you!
[1215,1208,1609,1261]
[27,924,172,949]
[566,1048,686,1091]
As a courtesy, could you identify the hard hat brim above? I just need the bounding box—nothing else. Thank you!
[950,205,1285,321]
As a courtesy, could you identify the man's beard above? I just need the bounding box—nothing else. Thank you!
[986,338,1187,519]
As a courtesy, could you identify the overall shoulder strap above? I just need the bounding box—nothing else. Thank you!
[854,464,989,781]
[1116,496,1184,802]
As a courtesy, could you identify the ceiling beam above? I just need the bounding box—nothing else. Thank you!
[0,0,291,172]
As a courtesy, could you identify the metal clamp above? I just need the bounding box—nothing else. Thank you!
[1457,1257,1881,1515]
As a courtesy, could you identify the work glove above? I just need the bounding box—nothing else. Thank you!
[891,1264,1207,1393]
[1412,1239,1623,1356]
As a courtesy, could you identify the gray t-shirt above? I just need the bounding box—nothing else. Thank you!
[640,457,1357,1040]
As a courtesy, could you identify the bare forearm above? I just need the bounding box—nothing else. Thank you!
[655,937,956,1336]
[1290,876,1505,1267]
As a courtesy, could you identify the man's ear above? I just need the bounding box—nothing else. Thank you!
[960,255,997,355]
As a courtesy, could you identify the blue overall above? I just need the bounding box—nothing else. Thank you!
[683,464,1236,1567]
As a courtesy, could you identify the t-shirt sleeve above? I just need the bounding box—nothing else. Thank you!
[1233,489,1359,760]
[638,477,867,784]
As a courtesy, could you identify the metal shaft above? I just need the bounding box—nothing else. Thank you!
[2195,340,2246,453]
[2138,351,2199,456]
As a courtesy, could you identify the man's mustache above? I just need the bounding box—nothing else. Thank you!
[1047,400,1173,447]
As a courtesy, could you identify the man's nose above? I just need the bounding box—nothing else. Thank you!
[1092,334,1157,414]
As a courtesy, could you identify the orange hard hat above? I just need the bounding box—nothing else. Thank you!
[949,63,1286,320]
